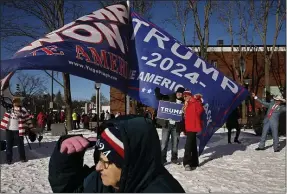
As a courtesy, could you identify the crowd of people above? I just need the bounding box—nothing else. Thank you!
[71,110,123,130]
[0,87,285,192]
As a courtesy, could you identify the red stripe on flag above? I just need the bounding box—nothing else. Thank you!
[101,131,124,158]
[128,86,139,91]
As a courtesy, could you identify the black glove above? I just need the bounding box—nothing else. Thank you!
[28,130,37,142]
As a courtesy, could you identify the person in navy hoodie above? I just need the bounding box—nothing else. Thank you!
[48,115,185,193]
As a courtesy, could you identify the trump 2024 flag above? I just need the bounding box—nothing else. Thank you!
[0,3,249,155]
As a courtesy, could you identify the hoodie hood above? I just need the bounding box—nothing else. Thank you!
[101,115,163,192]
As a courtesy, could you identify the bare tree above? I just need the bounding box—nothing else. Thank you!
[188,0,212,60]
[54,90,64,108]
[100,0,154,18]
[270,49,286,96]
[211,0,238,80]
[91,93,110,106]
[250,0,286,97]
[213,1,260,119]
[2,0,85,130]
[251,47,265,95]
[163,1,191,45]
[15,72,47,98]
[214,1,254,81]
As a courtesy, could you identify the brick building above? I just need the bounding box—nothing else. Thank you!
[110,44,286,115]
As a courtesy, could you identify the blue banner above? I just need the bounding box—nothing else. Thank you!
[1,2,131,92]
[127,11,249,155]
[0,3,249,155]
[157,101,183,121]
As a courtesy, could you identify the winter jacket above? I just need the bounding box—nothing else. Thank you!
[60,112,65,122]
[77,114,81,122]
[226,108,240,129]
[154,90,184,132]
[0,107,33,136]
[81,114,90,124]
[48,115,185,193]
[72,113,77,121]
[37,112,47,128]
[184,96,204,132]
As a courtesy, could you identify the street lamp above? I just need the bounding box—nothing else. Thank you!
[244,75,252,89]
[95,82,101,137]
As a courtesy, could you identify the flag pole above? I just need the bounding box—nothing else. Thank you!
[126,0,130,11]
[125,0,130,115]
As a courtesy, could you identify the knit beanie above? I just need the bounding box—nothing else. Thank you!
[96,126,124,167]
[183,90,192,96]
[176,87,185,94]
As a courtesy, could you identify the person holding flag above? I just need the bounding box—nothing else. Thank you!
[182,90,204,171]
[252,93,286,152]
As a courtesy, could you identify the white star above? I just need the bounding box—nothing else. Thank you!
[141,88,146,92]
[147,89,152,93]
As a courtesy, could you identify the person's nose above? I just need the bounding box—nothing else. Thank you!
[95,161,103,171]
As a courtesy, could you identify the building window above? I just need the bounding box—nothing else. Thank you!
[211,60,218,68]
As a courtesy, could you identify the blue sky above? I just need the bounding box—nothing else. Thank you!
[1,1,286,100]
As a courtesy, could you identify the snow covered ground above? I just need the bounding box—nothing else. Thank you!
[1,128,286,193]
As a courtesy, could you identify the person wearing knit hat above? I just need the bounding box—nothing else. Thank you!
[176,87,185,94]
[49,115,185,193]
[183,90,192,96]
[154,86,185,165]
[91,126,124,188]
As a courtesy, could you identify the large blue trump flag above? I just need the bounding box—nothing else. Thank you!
[0,3,249,155]
[128,11,249,155]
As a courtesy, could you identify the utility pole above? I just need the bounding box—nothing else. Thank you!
[125,0,131,115]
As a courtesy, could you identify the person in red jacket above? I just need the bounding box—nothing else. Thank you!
[37,111,46,130]
[37,111,46,141]
[182,90,204,171]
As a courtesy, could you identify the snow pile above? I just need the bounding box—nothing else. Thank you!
[0,128,285,193]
